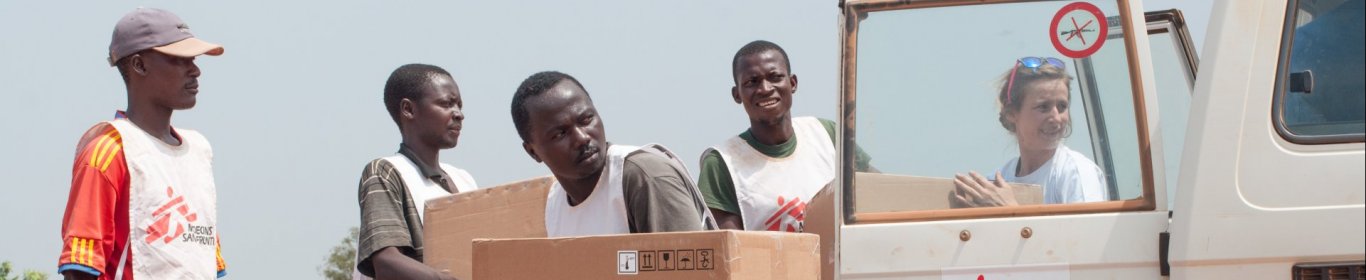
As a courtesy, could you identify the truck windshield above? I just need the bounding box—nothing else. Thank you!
[848,0,1149,216]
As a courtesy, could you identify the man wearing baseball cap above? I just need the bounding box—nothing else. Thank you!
[57,7,226,280]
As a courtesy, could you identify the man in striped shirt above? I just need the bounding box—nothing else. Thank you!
[356,64,475,280]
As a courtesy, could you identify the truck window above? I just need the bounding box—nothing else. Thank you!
[845,0,1155,221]
[1274,0,1366,143]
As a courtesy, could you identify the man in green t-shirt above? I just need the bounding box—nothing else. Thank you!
[697,40,874,232]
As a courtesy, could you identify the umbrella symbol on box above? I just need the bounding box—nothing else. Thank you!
[678,250,695,270]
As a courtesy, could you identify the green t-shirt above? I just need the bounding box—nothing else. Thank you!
[697,118,872,214]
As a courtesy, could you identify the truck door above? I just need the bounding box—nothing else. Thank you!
[830,0,1181,278]
[1137,9,1199,211]
[1168,0,1365,278]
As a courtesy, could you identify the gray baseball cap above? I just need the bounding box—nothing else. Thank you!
[108,8,223,66]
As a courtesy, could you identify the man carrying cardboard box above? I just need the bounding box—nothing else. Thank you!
[356,64,478,280]
[697,40,875,232]
[510,71,717,237]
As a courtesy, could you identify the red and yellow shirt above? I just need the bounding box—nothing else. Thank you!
[58,118,227,279]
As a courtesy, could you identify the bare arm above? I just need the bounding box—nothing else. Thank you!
[697,150,744,229]
[371,247,457,280]
[710,208,744,230]
[63,271,96,280]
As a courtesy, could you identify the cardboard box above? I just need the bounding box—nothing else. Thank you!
[425,176,825,279]
[472,230,819,280]
[854,172,1042,212]
[802,182,838,280]
[423,176,554,280]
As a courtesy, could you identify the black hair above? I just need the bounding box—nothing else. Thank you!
[731,40,791,82]
[115,56,133,84]
[384,63,453,127]
[113,50,153,84]
[510,71,588,142]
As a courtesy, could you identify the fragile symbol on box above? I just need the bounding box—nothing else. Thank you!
[639,251,656,271]
[677,250,695,270]
[697,249,714,270]
[617,251,638,275]
[658,250,676,271]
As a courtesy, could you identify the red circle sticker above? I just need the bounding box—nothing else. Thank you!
[1049,2,1109,58]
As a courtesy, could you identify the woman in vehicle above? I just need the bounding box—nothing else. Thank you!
[952,57,1109,207]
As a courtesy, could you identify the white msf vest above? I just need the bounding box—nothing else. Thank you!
[353,154,477,280]
[382,154,478,221]
[108,119,219,279]
[706,117,836,232]
[544,144,709,237]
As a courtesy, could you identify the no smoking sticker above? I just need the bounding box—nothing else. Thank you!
[1050,2,1108,58]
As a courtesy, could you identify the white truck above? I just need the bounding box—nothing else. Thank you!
[811,0,1364,279]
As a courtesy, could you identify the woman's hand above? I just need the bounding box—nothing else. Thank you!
[951,171,1020,208]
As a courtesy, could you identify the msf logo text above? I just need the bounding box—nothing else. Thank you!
[145,186,199,244]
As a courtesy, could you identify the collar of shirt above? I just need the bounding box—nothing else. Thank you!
[397,143,455,189]
[114,110,186,142]
[739,129,799,158]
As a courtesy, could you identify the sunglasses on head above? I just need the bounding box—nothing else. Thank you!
[1005,57,1066,103]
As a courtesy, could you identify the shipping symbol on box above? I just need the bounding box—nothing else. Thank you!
[677,250,696,270]
[639,251,657,271]
[697,249,714,270]
[617,251,638,275]
[657,250,676,271]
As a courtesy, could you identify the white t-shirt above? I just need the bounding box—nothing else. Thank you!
[544,144,713,237]
[544,144,637,237]
[996,145,1109,204]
